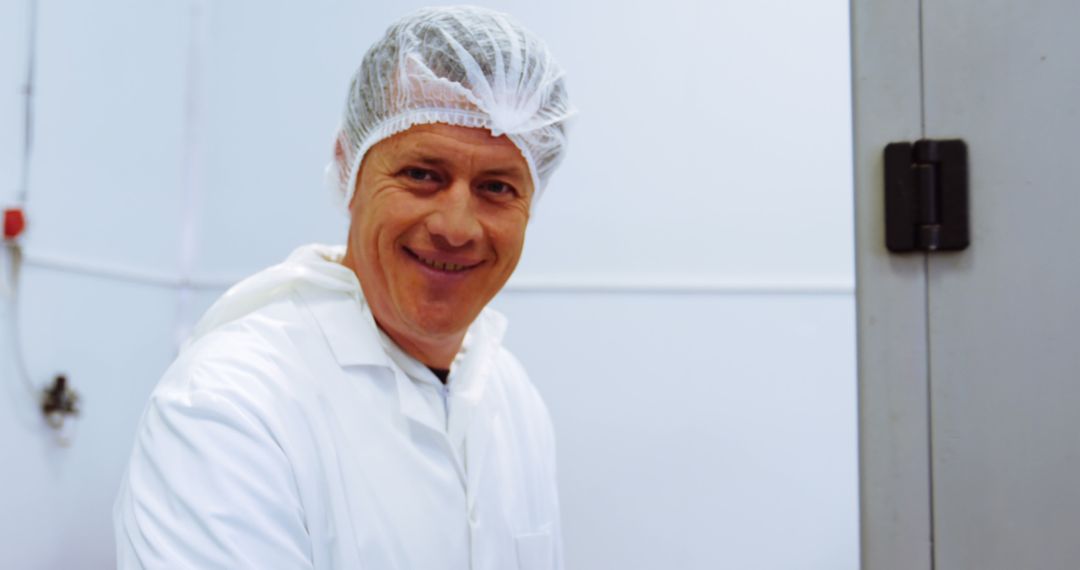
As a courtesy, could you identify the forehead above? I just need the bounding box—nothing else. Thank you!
[374,123,529,171]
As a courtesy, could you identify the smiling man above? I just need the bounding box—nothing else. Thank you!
[114,6,574,570]
[344,124,536,371]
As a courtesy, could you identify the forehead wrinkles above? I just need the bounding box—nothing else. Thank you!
[411,129,519,158]
[395,130,528,178]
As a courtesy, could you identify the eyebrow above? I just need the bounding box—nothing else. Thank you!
[409,155,451,168]
[406,154,528,180]
[478,165,528,179]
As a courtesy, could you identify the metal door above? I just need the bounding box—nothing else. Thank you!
[854,1,1080,568]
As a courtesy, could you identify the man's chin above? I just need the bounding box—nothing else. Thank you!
[404,306,479,340]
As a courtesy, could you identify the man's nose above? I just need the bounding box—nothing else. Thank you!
[426,181,482,249]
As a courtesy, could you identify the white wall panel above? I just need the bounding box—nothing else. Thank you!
[514,0,854,283]
[491,292,859,570]
[192,1,354,277]
[24,0,189,275]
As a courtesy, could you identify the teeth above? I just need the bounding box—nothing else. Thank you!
[418,255,467,272]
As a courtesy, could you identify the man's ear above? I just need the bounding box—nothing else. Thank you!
[334,136,346,167]
[334,136,360,211]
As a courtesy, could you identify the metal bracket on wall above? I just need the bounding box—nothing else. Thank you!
[884,139,970,252]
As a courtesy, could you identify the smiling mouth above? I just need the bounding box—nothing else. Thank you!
[403,247,480,273]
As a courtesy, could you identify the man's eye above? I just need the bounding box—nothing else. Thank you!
[479,181,516,197]
[401,167,438,182]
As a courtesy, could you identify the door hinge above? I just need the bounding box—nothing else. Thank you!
[884,139,970,252]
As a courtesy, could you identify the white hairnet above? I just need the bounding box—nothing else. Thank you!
[332,5,574,206]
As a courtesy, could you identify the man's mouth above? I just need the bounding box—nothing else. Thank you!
[403,247,480,273]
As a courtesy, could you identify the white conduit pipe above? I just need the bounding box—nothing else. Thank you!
[20,250,854,296]
[21,251,229,290]
[501,277,854,296]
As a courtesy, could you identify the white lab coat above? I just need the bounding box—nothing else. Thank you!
[113,245,563,570]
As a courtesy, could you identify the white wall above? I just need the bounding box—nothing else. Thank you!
[0,1,857,568]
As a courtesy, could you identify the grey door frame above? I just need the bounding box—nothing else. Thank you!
[852,1,934,568]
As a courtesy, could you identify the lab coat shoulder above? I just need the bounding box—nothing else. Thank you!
[114,294,319,570]
[166,294,316,400]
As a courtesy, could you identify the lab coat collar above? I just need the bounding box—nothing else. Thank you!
[447,308,507,440]
[296,263,510,440]
[299,282,451,438]
[384,307,509,448]
[291,248,512,490]
[296,284,390,368]
[297,282,509,376]
[459,308,508,391]
[188,240,515,490]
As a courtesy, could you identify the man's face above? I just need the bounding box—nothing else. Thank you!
[343,123,534,357]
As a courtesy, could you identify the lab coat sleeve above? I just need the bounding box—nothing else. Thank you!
[114,383,313,570]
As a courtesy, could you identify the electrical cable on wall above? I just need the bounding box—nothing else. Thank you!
[4,0,79,445]
[4,211,36,401]
[5,212,80,445]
